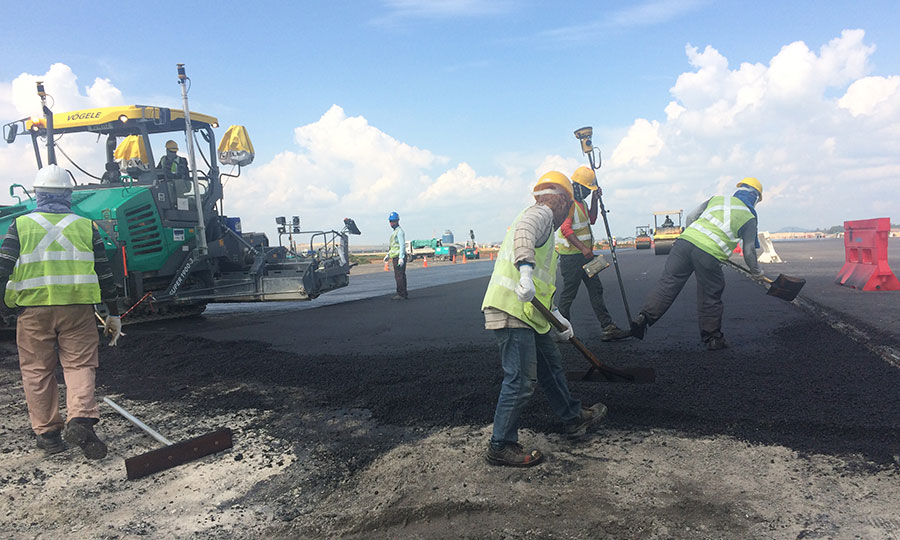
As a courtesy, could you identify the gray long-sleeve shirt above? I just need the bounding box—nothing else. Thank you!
[484,204,555,329]
[685,198,760,273]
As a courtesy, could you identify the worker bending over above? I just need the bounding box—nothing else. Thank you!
[482,171,606,467]
[0,165,122,458]
[555,166,629,342]
[631,177,765,350]
[384,212,408,300]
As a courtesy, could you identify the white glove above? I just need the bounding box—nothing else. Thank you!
[551,309,574,340]
[104,315,124,346]
[515,265,536,302]
[398,257,406,267]
[383,254,390,263]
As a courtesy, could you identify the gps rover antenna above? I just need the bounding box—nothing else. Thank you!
[574,126,634,324]
[178,63,208,256]
[36,81,56,166]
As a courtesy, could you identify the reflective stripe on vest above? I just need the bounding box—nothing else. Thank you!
[481,209,557,333]
[4,212,101,308]
[679,196,754,261]
[388,227,402,257]
[556,201,593,255]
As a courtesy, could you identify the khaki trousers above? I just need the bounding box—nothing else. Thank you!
[16,305,100,434]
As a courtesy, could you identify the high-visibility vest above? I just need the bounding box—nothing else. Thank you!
[388,227,404,258]
[4,212,101,308]
[680,196,754,261]
[556,201,593,255]
[481,209,558,333]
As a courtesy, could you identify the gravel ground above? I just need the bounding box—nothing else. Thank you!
[2,242,900,539]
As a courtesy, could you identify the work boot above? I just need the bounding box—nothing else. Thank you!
[706,336,729,351]
[564,402,608,440]
[630,313,648,340]
[485,442,544,467]
[391,294,408,300]
[35,430,65,455]
[63,418,107,460]
[601,324,631,342]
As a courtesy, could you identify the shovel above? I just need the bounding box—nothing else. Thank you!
[724,259,806,302]
[530,298,655,383]
[103,397,233,480]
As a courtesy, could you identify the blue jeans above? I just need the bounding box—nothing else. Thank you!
[490,327,582,448]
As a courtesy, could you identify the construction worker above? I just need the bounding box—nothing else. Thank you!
[630,177,765,350]
[555,166,629,341]
[482,171,607,467]
[662,215,674,228]
[0,165,122,458]
[384,211,408,300]
[157,140,189,180]
[100,161,121,184]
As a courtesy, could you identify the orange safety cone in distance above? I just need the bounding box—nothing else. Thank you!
[452,254,456,263]
[490,251,494,261]
[463,253,467,264]
[384,259,390,271]
[734,243,743,255]
[423,256,428,268]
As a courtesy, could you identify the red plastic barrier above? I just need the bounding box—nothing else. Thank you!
[835,217,900,291]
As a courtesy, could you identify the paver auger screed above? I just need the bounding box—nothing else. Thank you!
[103,397,233,480]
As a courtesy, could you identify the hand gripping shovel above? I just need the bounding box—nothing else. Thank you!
[723,260,806,302]
[530,299,655,383]
[103,397,233,480]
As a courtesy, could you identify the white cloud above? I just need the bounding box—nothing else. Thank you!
[602,29,900,233]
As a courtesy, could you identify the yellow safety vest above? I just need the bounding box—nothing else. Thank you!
[680,196,754,261]
[5,212,101,308]
[481,209,558,333]
[388,227,404,258]
[556,201,593,255]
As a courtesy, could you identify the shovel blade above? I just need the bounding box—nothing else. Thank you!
[125,427,233,480]
[766,274,805,302]
[567,366,656,384]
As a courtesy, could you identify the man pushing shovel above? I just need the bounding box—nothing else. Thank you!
[481,171,606,467]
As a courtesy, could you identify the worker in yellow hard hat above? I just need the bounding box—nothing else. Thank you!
[157,140,189,180]
[556,166,629,342]
[481,171,606,467]
[631,177,764,350]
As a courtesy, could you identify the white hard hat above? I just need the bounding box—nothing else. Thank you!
[33,165,73,190]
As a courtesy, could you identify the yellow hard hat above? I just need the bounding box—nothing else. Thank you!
[736,177,763,202]
[165,140,179,151]
[533,171,574,202]
[571,166,598,190]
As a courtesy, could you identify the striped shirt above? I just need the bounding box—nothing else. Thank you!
[0,218,120,314]
[484,204,555,330]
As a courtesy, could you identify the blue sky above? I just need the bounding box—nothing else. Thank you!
[2,1,900,246]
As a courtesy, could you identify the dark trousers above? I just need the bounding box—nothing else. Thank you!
[557,252,613,327]
[392,257,408,298]
[640,239,725,341]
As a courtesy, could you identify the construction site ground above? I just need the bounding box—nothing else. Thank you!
[2,239,899,539]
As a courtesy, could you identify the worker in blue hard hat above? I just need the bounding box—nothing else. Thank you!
[384,211,408,299]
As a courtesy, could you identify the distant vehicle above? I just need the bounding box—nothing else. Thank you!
[462,229,479,259]
[635,225,652,250]
[434,242,457,261]
[652,210,683,255]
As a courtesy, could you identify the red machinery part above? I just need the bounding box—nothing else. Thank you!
[835,217,900,291]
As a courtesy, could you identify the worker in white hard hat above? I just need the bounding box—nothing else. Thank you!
[481,171,607,467]
[631,177,765,350]
[0,165,122,459]
[555,166,629,342]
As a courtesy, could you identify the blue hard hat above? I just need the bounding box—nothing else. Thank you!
[388,211,399,221]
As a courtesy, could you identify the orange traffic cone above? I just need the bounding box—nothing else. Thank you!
[462,253,467,264]
[384,259,390,271]
[452,254,456,263]
[734,243,743,255]
[490,251,494,261]
[423,256,428,268]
